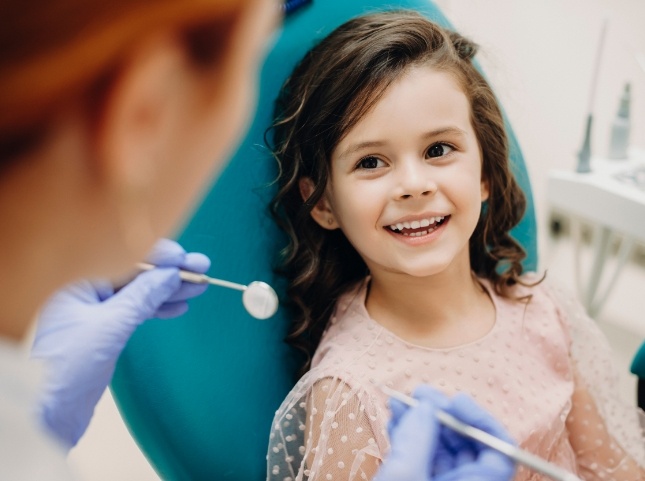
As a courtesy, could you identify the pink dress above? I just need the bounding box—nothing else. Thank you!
[267,276,645,481]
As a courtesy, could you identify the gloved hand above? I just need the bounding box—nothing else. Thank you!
[31,238,211,449]
[375,386,516,481]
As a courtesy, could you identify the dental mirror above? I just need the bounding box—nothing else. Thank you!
[137,263,279,319]
[241,281,280,320]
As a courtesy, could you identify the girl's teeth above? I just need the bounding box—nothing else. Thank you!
[389,216,446,231]
[402,228,433,237]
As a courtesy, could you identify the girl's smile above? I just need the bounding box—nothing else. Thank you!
[385,214,450,245]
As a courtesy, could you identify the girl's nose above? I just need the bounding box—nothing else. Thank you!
[394,159,437,200]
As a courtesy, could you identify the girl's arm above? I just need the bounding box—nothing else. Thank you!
[304,378,382,480]
[567,381,645,480]
[267,373,388,481]
[546,281,645,480]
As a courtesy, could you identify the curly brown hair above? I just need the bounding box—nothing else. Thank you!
[269,10,528,374]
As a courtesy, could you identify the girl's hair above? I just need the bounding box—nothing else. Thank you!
[269,10,528,373]
[0,0,246,166]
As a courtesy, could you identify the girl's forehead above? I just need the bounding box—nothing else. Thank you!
[333,67,471,155]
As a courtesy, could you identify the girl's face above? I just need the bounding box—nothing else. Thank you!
[317,65,488,280]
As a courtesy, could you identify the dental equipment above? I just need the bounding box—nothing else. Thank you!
[608,83,631,159]
[379,385,583,481]
[137,263,279,320]
[576,19,608,173]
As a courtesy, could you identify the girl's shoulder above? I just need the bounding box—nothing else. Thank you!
[511,271,581,314]
[485,272,575,344]
[271,362,387,437]
[498,271,562,307]
[505,272,603,352]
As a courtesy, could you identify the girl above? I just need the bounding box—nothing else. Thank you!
[266,10,645,481]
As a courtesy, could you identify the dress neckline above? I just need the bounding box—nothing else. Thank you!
[345,276,504,352]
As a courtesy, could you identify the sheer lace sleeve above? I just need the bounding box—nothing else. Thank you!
[546,283,645,480]
[267,369,389,481]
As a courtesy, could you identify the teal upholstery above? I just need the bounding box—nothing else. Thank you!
[631,342,645,378]
[111,1,538,479]
[632,342,645,411]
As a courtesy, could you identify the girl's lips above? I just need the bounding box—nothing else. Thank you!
[384,215,450,245]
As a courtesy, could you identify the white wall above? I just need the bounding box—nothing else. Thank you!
[68,2,645,479]
[435,0,645,252]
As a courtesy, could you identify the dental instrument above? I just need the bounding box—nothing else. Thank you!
[576,19,608,173]
[137,263,279,320]
[379,385,583,481]
[608,83,631,160]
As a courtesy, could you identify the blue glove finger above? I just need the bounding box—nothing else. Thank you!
[431,441,456,477]
[433,454,515,481]
[410,388,451,475]
[433,436,514,481]
[375,400,439,481]
[388,397,410,431]
[446,393,515,446]
[56,280,103,305]
[163,281,208,303]
[385,385,447,448]
[146,238,187,266]
[90,279,116,302]
[438,393,510,459]
[438,420,476,457]
[454,445,476,467]
[436,393,516,481]
[412,385,451,409]
[107,268,181,327]
[155,301,189,319]
[181,252,211,274]
[476,450,516,479]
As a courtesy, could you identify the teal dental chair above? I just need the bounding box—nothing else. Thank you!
[631,344,645,410]
[111,1,538,479]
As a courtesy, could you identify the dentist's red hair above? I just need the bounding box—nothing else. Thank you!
[0,0,247,161]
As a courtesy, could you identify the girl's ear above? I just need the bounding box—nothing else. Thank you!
[299,177,339,230]
[480,178,489,202]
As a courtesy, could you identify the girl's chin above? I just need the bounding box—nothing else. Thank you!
[379,262,454,280]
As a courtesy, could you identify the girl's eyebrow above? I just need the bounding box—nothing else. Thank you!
[422,126,467,139]
[338,140,386,160]
[338,126,467,160]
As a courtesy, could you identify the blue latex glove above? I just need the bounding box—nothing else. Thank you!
[375,386,516,481]
[31,238,211,449]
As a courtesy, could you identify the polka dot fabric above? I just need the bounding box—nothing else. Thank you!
[267,276,645,480]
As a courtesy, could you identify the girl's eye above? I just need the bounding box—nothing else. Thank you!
[427,143,454,158]
[356,156,385,169]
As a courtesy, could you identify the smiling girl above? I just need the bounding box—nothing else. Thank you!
[266,10,644,481]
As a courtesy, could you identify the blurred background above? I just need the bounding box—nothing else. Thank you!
[68,0,645,479]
